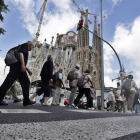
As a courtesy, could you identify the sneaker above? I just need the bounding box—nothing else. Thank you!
[23,100,36,106]
[126,110,132,114]
[13,99,21,103]
[72,103,78,109]
[42,103,49,106]
[131,110,135,114]
[90,107,95,110]
[88,107,95,110]
[0,101,8,106]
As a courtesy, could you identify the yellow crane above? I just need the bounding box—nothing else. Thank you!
[35,0,47,41]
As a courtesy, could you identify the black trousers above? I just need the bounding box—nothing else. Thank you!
[37,75,50,97]
[0,65,30,102]
[74,88,92,108]
[89,97,93,108]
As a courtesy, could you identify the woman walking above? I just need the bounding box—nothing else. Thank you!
[72,70,94,110]
[30,55,53,105]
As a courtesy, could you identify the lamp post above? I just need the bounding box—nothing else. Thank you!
[100,0,104,110]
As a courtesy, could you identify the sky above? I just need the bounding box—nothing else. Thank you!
[0,0,140,88]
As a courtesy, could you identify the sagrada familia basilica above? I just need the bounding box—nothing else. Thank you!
[27,9,101,90]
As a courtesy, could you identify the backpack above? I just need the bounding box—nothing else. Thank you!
[53,72,59,84]
[123,79,132,91]
[77,74,89,88]
[67,69,76,81]
[5,45,21,66]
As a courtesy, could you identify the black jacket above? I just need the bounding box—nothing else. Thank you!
[40,60,53,79]
[18,43,28,66]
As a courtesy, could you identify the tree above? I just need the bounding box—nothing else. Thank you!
[0,0,9,35]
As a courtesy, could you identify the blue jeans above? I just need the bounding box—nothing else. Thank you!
[134,104,138,114]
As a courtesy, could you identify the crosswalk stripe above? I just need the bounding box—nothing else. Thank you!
[65,109,102,113]
[0,109,51,113]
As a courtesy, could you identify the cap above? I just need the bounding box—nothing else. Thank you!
[110,88,113,91]
[128,75,133,80]
[76,64,80,68]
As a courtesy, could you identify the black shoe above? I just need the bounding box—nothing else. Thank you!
[0,101,8,106]
[23,100,36,106]
[13,100,21,103]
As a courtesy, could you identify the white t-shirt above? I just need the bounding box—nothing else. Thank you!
[107,91,115,101]
[58,73,62,79]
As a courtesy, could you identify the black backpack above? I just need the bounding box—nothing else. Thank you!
[4,45,21,74]
[5,45,21,66]
[53,72,59,84]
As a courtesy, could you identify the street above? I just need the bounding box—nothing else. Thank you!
[0,100,140,140]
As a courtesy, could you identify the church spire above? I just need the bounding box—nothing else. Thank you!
[93,16,97,33]
[84,9,89,29]
[98,24,101,37]
[92,16,98,49]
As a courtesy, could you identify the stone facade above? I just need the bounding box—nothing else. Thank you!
[27,9,101,89]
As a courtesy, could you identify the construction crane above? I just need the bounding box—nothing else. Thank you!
[35,0,47,40]
[72,0,92,24]
[87,12,105,18]
[72,0,105,23]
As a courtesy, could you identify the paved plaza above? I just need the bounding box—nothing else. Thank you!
[0,100,140,140]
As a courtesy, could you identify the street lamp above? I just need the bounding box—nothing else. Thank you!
[100,0,104,110]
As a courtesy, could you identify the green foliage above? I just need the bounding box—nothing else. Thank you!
[0,0,10,35]
[0,27,5,34]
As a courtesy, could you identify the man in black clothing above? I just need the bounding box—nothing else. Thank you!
[30,55,53,106]
[0,41,36,106]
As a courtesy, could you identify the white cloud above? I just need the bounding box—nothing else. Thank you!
[109,0,123,7]
[104,15,140,88]
[0,58,9,85]
[8,0,79,43]
[104,76,117,88]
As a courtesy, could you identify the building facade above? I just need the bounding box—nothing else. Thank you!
[27,9,101,89]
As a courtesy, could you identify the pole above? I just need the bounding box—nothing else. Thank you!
[100,0,104,110]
